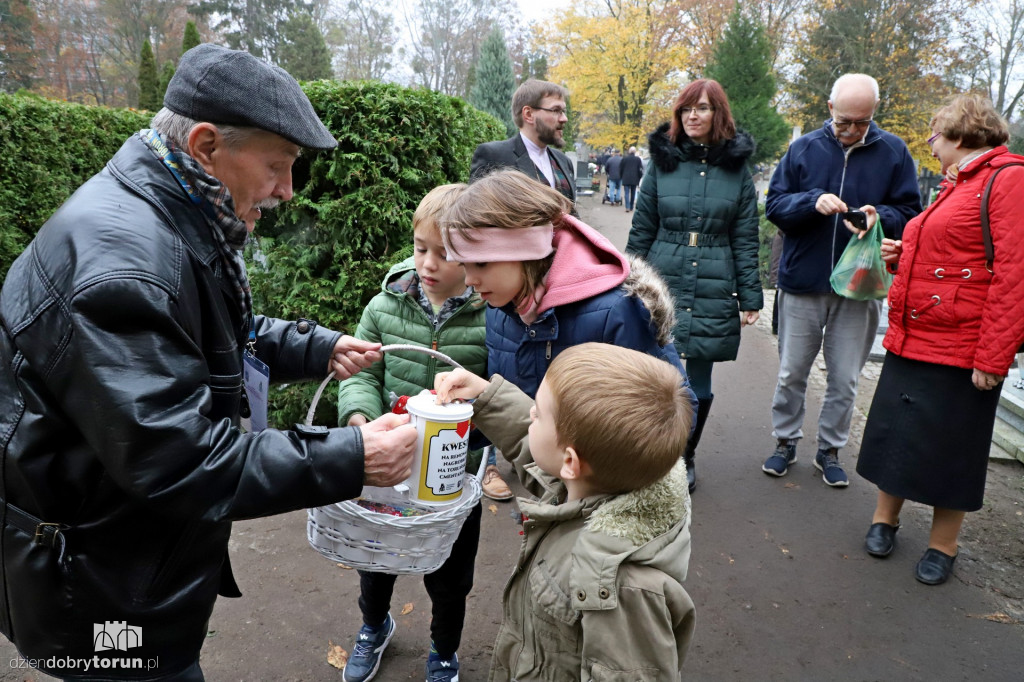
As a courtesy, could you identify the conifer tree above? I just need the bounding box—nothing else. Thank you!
[277,12,333,81]
[137,40,160,110]
[704,5,788,166]
[158,60,176,102]
[469,27,516,136]
[182,20,202,54]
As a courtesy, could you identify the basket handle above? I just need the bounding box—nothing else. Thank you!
[305,344,467,426]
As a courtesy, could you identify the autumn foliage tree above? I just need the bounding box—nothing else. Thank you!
[788,0,961,170]
[545,0,688,150]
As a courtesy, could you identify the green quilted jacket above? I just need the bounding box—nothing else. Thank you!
[627,122,763,362]
[337,257,487,470]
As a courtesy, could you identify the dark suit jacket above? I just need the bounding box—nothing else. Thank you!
[620,154,644,186]
[471,133,577,206]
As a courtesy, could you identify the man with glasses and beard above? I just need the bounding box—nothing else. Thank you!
[761,73,921,489]
[470,79,576,207]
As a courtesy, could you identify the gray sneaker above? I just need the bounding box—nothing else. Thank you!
[814,447,849,487]
[342,614,395,682]
[762,439,797,476]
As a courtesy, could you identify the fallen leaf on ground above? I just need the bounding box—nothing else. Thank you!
[784,483,800,489]
[327,641,348,669]
[336,563,353,570]
[488,504,498,514]
[401,602,415,615]
[968,612,1017,624]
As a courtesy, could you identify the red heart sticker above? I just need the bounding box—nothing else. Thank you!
[455,420,470,438]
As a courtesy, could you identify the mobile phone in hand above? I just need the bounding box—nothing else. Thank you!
[843,210,868,231]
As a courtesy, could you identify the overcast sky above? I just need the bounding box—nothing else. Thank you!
[515,0,569,24]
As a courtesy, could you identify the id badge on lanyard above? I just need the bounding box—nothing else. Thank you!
[243,321,270,432]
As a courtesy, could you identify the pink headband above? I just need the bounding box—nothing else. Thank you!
[442,223,555,262]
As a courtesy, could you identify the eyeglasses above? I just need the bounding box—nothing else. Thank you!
[927,131,941,146]
[532,106,567,116]
[680,106,714,116]
[833,118,873,130]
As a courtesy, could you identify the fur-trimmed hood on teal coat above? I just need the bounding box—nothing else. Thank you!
[337,257,487,427]
[627,122,764,362]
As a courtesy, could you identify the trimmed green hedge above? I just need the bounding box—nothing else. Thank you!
[0,94,149,278]
[1,82,504,427]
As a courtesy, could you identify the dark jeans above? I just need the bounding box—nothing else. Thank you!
[623,184,637,210]
[357,502,482,659]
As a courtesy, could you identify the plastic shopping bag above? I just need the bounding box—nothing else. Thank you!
[829,219,892,300]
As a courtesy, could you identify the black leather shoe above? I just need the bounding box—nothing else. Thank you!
[685,460,696,494]
[915,548,957,585]
[864,522,899,557]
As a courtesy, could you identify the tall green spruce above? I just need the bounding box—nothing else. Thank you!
[704,5,789,167]
[137,40,160,110]
[468,27,516,136]
[278,12,333,81]
[182,20,202,54]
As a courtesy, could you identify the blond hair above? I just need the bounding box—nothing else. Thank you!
[441,169,572,306]
[544,343,692,493]
[931,94,1009,149]
[413,183,468,238]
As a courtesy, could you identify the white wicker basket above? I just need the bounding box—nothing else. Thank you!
[304,344,485,574]
[306,475,482,574]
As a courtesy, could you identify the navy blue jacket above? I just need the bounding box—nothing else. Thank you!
[766,120,922,294]
[485,278,697,421]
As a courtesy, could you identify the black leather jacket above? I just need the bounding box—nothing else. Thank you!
[0,135,365,677]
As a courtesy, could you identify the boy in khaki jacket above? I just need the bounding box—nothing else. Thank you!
[435,343,696,681]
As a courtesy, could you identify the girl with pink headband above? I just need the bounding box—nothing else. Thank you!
[441,168,697,415]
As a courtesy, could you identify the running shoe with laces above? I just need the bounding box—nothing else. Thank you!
[814,447,849,487]
[342,614,395,682]
[762,439,797,477]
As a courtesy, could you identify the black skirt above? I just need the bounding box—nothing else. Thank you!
[856,352,1002,511]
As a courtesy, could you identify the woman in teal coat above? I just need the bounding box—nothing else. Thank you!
[627,78,763,493]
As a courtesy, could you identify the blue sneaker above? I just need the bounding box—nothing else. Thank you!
[814,447,849,487]
[342,614,395,682]
[425,651,459,682]
[762,439,797,476]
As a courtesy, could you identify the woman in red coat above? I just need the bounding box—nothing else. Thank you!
[856,95,1024,585]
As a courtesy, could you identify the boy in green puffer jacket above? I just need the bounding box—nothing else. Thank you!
[337,184,487,682]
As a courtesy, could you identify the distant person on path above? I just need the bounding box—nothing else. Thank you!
[627,79,762,493]
[857,95,1024,585]
[605,148,623,205]
[762,73,922,487]
[0,44,416,680]
[596,149,609,174]
[434,342,696,680]
[336,184,487,682]
[470,78,576,207]
[439,169,698,417]
[620,145,644,212]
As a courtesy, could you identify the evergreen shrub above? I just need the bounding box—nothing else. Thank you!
[0,82,503,428]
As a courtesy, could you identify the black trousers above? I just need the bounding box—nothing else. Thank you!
[357,502,482,658]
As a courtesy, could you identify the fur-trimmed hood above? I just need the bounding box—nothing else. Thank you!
[586,458,690,544]
[623,254,676,346]
[647,121,755,174]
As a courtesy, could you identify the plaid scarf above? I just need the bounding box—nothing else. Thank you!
[140,129,252,320]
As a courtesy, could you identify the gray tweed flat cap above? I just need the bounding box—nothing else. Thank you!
[164,43,338,150]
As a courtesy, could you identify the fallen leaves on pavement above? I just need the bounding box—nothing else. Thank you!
[327,641,348,669]
[401,602,415,615]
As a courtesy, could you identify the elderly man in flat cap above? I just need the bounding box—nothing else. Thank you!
[0,44,416,681]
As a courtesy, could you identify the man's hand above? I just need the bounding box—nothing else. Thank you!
[347,414,369,427]
[815,193,848,216]
[843,205,879,239]
[880,238,902,265]
[434,369,489,404]
[329,335,382,380]
[359,413,417,487]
